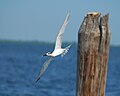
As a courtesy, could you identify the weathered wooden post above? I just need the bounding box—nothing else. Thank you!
[76,12,111,96]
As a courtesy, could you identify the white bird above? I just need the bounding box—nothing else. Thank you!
[36,12,71,82]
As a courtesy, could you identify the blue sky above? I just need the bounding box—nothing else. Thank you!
[0,0,119,45]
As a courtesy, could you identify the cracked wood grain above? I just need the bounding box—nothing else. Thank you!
[76,12,111,96]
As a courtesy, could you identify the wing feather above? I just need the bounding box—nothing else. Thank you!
[36,57,54,82]
[54,11,70,50]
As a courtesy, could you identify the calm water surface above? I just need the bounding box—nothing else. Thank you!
[0,42,120,96]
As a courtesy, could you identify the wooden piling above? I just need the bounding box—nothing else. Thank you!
[76,12,111,96]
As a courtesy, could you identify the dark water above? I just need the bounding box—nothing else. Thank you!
[0,42,120,96]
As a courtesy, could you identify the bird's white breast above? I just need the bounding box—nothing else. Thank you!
[52,49,65,57]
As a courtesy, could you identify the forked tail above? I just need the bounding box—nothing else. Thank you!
[61,44,72,57]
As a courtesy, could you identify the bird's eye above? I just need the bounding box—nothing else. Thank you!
[47,52,50,54]
[48,52,52,54]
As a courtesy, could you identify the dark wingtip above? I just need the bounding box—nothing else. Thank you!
[36,77,40,83]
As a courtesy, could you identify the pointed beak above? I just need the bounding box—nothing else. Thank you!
[42,54,47,57]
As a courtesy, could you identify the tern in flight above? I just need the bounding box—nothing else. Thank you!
[36,12,71,82]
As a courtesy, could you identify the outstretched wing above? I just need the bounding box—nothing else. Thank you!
[54,11,70,50]
[36,57,54,82]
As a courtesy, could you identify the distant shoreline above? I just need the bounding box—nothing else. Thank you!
[0,39,119,47]
[0,39,76,45]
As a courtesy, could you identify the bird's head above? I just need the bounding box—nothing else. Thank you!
[42,52,52,57]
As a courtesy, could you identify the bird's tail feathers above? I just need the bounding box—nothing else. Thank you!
[65,44,72,49]
[61,44,71,57]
